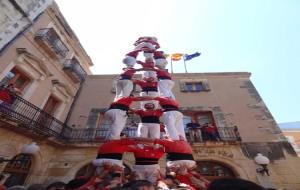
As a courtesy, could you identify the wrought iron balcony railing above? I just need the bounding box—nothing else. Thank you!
[63,58,87,83]
[35,28,69,58]
[0,88,241,144]
[0,87,65,138]
[186,127,241,143]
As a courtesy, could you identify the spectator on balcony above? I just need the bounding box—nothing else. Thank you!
[204,123,220,141]
[7,84,22,96]
[0,85,12,107]
[186,121,202,142]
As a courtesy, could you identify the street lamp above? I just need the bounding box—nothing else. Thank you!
[0,142,40,163]
[20,142,40,154]
[254,153,270,176]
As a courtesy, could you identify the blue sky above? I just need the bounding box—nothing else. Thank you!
[56,0,300,123]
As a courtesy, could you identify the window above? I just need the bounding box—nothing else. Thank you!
[184,82,204,92]
[0,68,31,92]
[180,79,210,92]
[35,28,69,58]
[183,111,216,126]
[3,154,33,187]
[63,57,87,83]
[43,95,60,116]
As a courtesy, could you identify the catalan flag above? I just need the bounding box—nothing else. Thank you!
[171,53,184,61]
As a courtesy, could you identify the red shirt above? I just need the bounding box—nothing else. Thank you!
[138,60,155,68]
[120,68,136,78]
[154,69,172,79]
[0,89,12,103]
[134,38,160,49]
[154,140,193,154]
[133,80,158,89]
[128,145,165,160]
[98,139,136,154]
[204,126,217,133]
[133,109,163,124]
[111,97,139,107]
[175,174,197,190]
[133,109,163,117]
[154,97,179,109]
[0,185,6,190]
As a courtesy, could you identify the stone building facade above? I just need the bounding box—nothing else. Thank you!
[281,122,300,156]
[0,0,93,187]
[0,1,300,190]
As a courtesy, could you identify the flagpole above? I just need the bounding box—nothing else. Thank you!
[170,59,174,73]
[183,59,187,73]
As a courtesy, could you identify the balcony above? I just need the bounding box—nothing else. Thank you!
[0,88,241,144]
[186,126,241,143]
[0,87,65,138]
[63,58,87,83]
[35,28,69,58]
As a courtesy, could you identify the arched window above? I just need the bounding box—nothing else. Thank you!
[75,163,95,178]
[3,154,33,187]
[196,161,236,181]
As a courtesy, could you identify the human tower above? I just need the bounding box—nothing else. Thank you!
[80,37,209,189]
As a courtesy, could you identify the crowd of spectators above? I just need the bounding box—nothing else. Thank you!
[0,165,274,190]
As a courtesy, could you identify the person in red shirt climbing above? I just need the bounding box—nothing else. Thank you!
[133,77,159,98]
[0,85,12,107]
[149,66,175,99]
[133,76,159,109]
[105,95,151,139]
[154,139,196,170]
[115,66,146,100]
[152,97,187,140]
[204,123,220,141]
[129,102,163,139]
[93,138,137,169]
[127,143,165,184]
[137,59,157,79]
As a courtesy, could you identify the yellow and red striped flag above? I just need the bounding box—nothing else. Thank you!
[170,53,184,61]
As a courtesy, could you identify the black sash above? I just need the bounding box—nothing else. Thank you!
[109,103,129,111]
[167,152,194,161]
[97,153,123,160]
[141,116,160,123]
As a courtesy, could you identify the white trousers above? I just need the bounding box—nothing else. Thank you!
[162,111,187,140]
[140,91,159,109]
[137,123,160,139]
[133,164,160,184]
[105,109,128,139]
[115,79,133,100]
[158,79,175,99]
[92,158,124,168]
[167,160,196,170]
